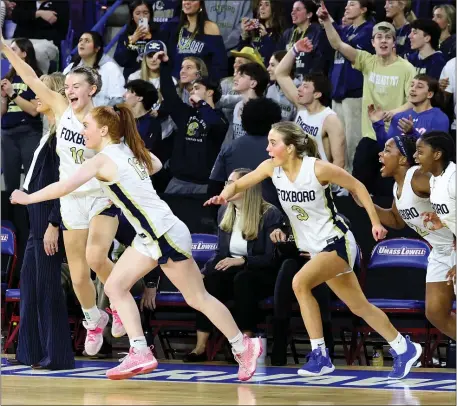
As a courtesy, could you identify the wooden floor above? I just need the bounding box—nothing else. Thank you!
[1,358,455,405]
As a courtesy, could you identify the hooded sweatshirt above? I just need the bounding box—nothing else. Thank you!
[63,54,125,107]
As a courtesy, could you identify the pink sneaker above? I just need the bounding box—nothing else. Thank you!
[83,310,109,356]
[233,336,263,382]
[106,347,158,380]
[106,307,126,338]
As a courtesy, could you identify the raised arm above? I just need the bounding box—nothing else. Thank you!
[0,39,67,117]
[315,159,387,240]
[204,159,274,206]
[317,2,357,64]
[10,155,104,205]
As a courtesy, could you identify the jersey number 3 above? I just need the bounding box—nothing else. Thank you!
[292,205,309,221]
[70,147,85,164]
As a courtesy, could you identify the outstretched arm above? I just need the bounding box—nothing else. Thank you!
[11,155,104,205]
[315,160,387,240]
[204,159,274,206]
[0,38,67,117]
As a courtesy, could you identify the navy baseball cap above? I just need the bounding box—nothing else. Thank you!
[144,40,167,56]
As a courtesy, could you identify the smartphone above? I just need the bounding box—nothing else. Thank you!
[251,18,259,28]
[138,17,149,29]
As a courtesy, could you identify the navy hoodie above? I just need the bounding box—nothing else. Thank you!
[331,20,374,101]
[407,51,447,79]
[160,61,228,184]
[163,25,228,81]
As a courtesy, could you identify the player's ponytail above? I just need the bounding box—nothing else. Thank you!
[91,104,154,174]
[272,121,321,159]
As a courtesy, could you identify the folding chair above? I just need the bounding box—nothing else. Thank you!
[349,238,430,366]
[149,234,218,358]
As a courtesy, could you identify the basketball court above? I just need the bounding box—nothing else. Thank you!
[1,357,455,404]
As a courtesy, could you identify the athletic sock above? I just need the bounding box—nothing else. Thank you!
[229,331,245,354]
[388,333,407,355]
[82,306,101,327]
[130,336,148,351]
[310,338,327,356]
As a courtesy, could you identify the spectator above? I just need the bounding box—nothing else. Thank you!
[232,62,269,139]
[266,50,297,121]
[440,57,456,138]
[331,0,375,173]
[206,0,252,52]
[11,72,74,370]
[165,0,227,81]
[177,56,209,104]
[319,9,416,195]
[219,47,265,142]
[123,79,162,156]
[370,74,449,145]
[408,19,446,79]
[1,38,42,194]
[11,0,68,73]
[157,51,228,194]
[209,97,283,207]
[384,0,416,58]
[114,0,161,81]
[151,0,178,24]
[239,0,286,66]
[275,45,346,168]
[63,31,125,107]
[183,168,282,362]
[127,40,177,138]
[432,4,456,62]
[279,0,331,77]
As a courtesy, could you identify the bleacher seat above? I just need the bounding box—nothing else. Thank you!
[349,238,430,366]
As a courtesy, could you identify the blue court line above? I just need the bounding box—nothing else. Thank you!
[1,358,455,392]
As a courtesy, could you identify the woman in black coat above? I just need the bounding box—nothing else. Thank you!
[11,73,74,369]
[184,168,283,362]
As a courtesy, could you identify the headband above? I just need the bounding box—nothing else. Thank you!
[393,135,407,158]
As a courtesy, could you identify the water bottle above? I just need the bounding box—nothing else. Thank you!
[372,345,384,367]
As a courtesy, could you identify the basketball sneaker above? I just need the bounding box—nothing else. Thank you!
[388,336,422,379]
[297,348,335,376]
[83,310,109,356]
[106,307,126,338]
[106,346,158,380]
[233,335,263,381]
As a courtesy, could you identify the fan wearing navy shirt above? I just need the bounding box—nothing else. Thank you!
[370,74,449,146]
[156,49,228,194]
[407,19,446,80]
[432,4,456,62]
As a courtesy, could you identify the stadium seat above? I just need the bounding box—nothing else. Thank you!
[349,238,430,366]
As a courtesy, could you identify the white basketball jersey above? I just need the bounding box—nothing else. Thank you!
[99,143,178,240]
[56,106,101,194]
[430,161,456,236]
[394,166,453,250]
[294,107,336,162]
[272,156,349,254]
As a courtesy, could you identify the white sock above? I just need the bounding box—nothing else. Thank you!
[310,338,326,356]
[82,306,101,326]
[229,331,245,354]
[130,336,148,350]
[388,333,407,355]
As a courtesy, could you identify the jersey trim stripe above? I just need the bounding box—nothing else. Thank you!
[323,187,348,235]
[108,183,159,240]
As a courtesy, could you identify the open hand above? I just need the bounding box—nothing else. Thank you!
[294,37,314,53]
[43,223,59,256]
[140,287,157,311]
[317,1,330,21]
[421,211,444,230]
[397,115,414,134]
[367,104,385,123]
[10,190,31,205]
[215,257,244,271]
[203,195,227,206]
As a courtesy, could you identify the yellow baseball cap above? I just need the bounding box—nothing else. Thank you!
[372,22,397,38]
[230,47,266,69]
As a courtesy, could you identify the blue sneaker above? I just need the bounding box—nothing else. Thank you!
[297,348,335,376]
[388,336,422,379]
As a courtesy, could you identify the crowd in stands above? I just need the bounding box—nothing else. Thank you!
[1,0,456,368]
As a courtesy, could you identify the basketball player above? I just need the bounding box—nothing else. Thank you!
[415,131,456,293]
[204,122,422,379]
[1,39,125,357]
[274,38,346,170]
[10,104,263,382]
[354,134,455,339]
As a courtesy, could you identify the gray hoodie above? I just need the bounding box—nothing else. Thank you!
[206,0,252,51]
